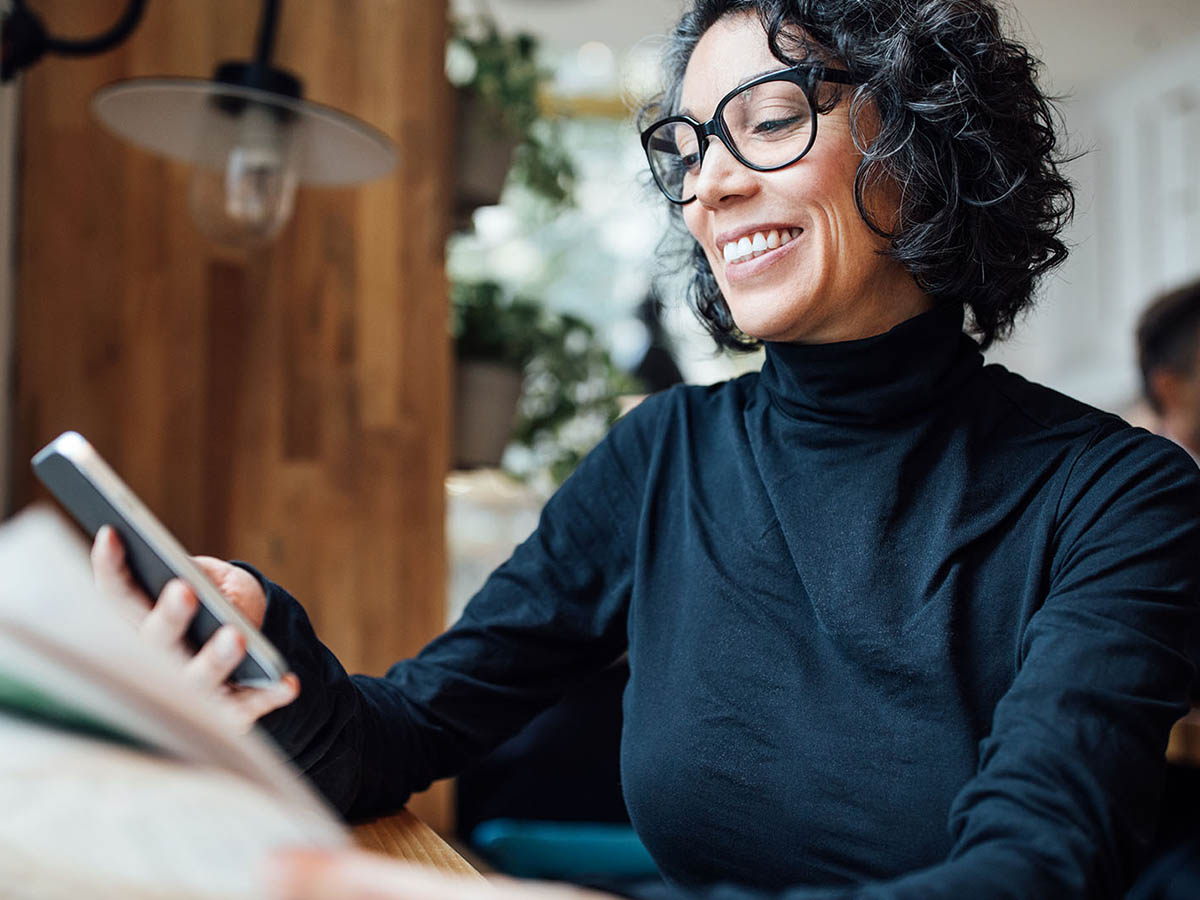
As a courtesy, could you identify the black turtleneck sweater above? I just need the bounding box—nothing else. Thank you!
[254,303,1200,899]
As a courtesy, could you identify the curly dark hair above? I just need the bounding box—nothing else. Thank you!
[643,0,1075,351]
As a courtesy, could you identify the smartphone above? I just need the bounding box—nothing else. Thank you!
[32,431,287,686]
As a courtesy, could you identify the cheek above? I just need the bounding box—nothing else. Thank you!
[819,164,864,230]
[681,206,704,247]
[819,146,900,248]
[814,168,887,262]
[682,207,722,276]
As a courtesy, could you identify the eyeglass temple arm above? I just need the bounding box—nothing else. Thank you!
[815,67,860,86]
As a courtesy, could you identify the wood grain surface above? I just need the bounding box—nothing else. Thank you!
[353,809,484,879]
[12,0,454,830]
[1167,707,1200,767]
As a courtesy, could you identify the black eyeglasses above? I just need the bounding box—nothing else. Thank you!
[641,65,860,205]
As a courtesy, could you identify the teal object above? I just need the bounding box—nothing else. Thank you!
[470,819,659,880]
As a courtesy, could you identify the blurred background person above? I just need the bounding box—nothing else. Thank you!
[1137,279,1200,463]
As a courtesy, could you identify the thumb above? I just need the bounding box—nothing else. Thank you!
[192,554,237,582]
[191,555,268,627]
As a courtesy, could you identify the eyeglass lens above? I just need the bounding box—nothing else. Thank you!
[646,78,815,202]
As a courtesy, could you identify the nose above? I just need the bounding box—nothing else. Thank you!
[692,136,756,207]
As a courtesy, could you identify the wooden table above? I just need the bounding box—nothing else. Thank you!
[1167,706,1200,766]
[353,809,483,879]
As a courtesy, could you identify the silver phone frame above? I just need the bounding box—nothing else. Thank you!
[34,431,287,687]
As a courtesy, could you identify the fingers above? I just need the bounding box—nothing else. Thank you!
[183,623,247,690]
[91,525,152,612]
[140,579,198,648]
[141,578,297,726]
[92,530,290,731]
[141,578,239,688]
[228,673,300,732]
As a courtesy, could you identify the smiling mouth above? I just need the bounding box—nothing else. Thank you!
[722,228,802,265]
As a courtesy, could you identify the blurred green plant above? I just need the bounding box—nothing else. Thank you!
[452,280,635,486]
[453,280,545,369]
[447,16,576,209]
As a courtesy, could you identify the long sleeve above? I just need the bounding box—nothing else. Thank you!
[622,426,1200,900]
[239,301,1200,894]
[248,394,665,820]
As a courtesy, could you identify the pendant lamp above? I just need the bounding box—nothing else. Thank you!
[1,0,398,248]
[91,0,396,247]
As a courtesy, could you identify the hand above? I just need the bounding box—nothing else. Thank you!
[263,849,615,900]
[90,525,299,731]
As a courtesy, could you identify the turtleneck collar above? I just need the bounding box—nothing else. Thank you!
[758,302,983,426]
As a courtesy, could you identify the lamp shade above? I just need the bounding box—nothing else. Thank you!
[91,77,396,185]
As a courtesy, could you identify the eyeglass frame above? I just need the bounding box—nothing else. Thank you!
[640,64,862,205]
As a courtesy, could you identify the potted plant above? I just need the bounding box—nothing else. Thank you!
[451,280,632,482]
[452,280,544,469]
[446,16,576,228]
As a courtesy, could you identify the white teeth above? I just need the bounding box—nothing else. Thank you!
[721,228,800,264]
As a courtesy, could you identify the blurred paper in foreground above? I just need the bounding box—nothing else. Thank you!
[0,505,348,899]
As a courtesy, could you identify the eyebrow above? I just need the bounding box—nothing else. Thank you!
[677,65,797,118]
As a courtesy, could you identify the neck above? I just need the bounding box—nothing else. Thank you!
[758,302,983,426]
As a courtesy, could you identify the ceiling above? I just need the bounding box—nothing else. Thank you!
[453,0,1200,94]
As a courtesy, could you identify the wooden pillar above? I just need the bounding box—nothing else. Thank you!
[11,0,453,829]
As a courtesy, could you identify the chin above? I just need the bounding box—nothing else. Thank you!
[731,318,804,344]
[726,299,819,344]
[719,276,826,344]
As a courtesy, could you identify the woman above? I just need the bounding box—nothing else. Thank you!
[93,1,1200,897]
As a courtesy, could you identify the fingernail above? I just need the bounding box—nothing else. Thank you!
[214,627,244,661]
[166,581,195,613]
[279,674,300,701]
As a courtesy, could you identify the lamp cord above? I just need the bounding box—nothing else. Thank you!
[36,0,147,56]
[254,0,281,66]
[2,0,147,81]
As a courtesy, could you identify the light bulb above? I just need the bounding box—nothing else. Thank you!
[188,103,299,248]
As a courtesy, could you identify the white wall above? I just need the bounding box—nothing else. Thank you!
[986,32,1200,413]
